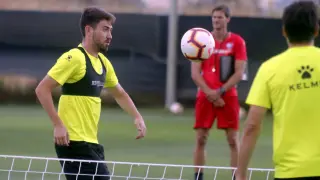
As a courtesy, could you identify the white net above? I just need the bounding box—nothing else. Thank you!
[0,155,274,180]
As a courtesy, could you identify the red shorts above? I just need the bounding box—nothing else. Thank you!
[194,95,240,130]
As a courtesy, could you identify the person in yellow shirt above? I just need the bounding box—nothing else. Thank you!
[35,7,146,180]
[236,1,320,180]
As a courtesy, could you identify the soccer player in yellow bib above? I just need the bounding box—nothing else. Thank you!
[35,7,146,180]
[236,1,320,180]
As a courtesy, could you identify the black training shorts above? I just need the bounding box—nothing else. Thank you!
[55,141,110,180]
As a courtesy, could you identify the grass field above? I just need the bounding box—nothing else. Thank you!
[0,105,274,180]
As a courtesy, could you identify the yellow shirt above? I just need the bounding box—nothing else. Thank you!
[246,46,320,178]
[48,44,118,144]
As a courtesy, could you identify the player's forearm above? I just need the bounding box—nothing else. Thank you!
[114,92,142,120]
[237,123,261,176]
[222,71,243,91]
[191,73,212,94]
[35,87,63,127]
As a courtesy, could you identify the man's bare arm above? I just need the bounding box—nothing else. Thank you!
[35,75,63,127]
[237,105,267,179]
[35,75,69,145]
[222,60,246,91]
[191,61,223,104]
[191,61,211,94]
[107,84,142,119]
[107,84,146,139]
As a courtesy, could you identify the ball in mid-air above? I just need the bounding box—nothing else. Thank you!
[181,27,215,62]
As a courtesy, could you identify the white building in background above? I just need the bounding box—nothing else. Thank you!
[259,0,319,12]
[140,0,203,14]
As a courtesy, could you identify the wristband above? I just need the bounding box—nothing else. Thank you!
[218,87,226,96]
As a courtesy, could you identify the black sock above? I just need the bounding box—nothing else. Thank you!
[194,172,203,180]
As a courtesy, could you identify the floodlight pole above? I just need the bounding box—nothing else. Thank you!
[165,0,179,108]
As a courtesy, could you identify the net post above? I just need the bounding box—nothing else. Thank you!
[127,164,134,180]
[8,158,15,180]
[94,161,99,179]
[161,165,168,180]
[58,160,66,180]
[178,166,184,180]
[266,170,271,180]
[213,168,218,180]
[41,159,49,180]
[77,161,83,180]
[145,165,150,179]
[111,162,116,180]
[249,169,253,180]
[24,159,32,180]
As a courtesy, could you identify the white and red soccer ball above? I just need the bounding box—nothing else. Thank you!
[180,27,215,62]
[169,102,184,114]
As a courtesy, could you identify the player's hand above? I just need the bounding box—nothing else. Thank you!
[205,89,220,102]
[134,117,146,139]
[54,124,69,146]
[213,98,225,107]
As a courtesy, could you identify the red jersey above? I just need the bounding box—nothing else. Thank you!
[198,32,247,97]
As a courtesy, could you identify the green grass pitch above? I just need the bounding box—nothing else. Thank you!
[0,105,274,180]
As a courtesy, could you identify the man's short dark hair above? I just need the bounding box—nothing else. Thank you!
[80,7,116,37]
[211,5,230,18]
[282,1,318,43]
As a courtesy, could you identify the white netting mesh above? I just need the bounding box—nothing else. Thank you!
[0,155,274,180]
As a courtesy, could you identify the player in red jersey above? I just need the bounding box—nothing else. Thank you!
[191,5,247,180]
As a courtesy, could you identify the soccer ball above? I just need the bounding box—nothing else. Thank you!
[169,102,184,114]
[180,27,215,62]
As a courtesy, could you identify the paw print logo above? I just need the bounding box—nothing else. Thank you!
[65,55,72,61]
[297,65,313,79]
